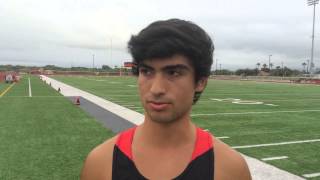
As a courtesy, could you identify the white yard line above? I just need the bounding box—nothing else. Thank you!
[262,156,288,161]
[302,172,320,178]
[216,136,230,139]
[28,77,32,97]
[191,109,320,116]
[232,139,320,149]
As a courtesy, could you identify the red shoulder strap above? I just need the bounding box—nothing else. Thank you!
[190,128,214,161]
[115,127,137,160]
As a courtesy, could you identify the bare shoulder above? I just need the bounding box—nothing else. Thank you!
[213,137,252,180]
[80,135,119,180]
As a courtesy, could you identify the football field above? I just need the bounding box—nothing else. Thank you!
[53,75,320,179]
[0,75,113,180]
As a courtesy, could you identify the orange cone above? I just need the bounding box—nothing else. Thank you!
[74,97,80,105]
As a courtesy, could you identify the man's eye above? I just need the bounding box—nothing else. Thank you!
[167,70,181,77]
[139,68,152,76]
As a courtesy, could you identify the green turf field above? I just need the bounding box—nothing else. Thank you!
[53,75,320,179]
[0,75,113,180]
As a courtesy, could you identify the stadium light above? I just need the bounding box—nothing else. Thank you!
[307,0,319,74]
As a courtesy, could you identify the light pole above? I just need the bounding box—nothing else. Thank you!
[92,54,95,72]
[307,0,319,74]
[268,55,272,69]
[109,38,112,67]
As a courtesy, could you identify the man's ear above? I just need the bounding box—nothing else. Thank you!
[195,78,208,92]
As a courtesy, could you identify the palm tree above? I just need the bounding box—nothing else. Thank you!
[262,63,267,70]
[302,62,307,73]
[256,62,261,70]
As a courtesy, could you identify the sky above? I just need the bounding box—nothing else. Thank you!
[0,0,319,70]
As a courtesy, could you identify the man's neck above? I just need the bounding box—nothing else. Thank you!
[134,115,196,148]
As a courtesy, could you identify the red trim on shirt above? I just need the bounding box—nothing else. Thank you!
[115,126,214,162]
[115,127,136,160]
[190,128,214,161]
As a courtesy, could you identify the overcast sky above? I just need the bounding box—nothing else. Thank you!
[0,0,319,70]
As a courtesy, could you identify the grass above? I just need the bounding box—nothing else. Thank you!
[0,75,113,180]
[53,75,320,179]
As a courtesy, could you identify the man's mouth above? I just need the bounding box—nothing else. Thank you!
[147,101,170,111]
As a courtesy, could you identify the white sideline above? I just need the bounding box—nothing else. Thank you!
[40,75,144,125]
[232,139,320,149]
[262,156,288,161]
[28,77,32,97]
[40,75,305,180]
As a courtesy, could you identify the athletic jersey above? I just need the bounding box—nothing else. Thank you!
[112,127,214,180]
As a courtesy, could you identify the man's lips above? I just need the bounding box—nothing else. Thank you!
[147,101,170,111]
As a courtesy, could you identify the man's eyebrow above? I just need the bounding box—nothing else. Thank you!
[139,63,191,71]
[139,63,154,70]
[162,64,191,71]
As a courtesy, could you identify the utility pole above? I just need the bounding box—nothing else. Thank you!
[92,54,95,72]
[307,0,319,74]
[110,38,113,67]
[268,55,272,69]
[281,61,284,78]
[215,58,218,75]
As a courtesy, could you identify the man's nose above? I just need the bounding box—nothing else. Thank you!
[150,74,167,96]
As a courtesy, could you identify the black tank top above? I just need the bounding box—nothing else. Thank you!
[112,127,215,180]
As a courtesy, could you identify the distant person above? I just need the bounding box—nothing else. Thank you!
[81,19,251,180]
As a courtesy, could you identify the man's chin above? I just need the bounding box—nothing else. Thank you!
[147,112,177,124]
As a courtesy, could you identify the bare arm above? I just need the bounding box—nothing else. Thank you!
[214,138,252,180]
[81,136,118,180]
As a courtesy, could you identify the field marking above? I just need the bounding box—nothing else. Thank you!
[302,172,320,178]
[216,136,230,139]
[232,101,263,105]
[203,130,230,139]
[265,104,279,106]
[81,77,108,82]
[210,98,275,106]
[232,139,320,149]
[0,83,15,97]
[28,77,32,97]
[262,156,288,161]
[191,109,320,116]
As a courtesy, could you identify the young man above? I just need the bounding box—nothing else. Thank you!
[81,19,251,180]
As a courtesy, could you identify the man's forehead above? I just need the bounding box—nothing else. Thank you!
[141,55,193,69]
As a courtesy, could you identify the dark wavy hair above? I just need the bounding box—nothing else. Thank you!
[128,19,214,104]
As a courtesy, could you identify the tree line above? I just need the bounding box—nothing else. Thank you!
[1,64,319,77]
